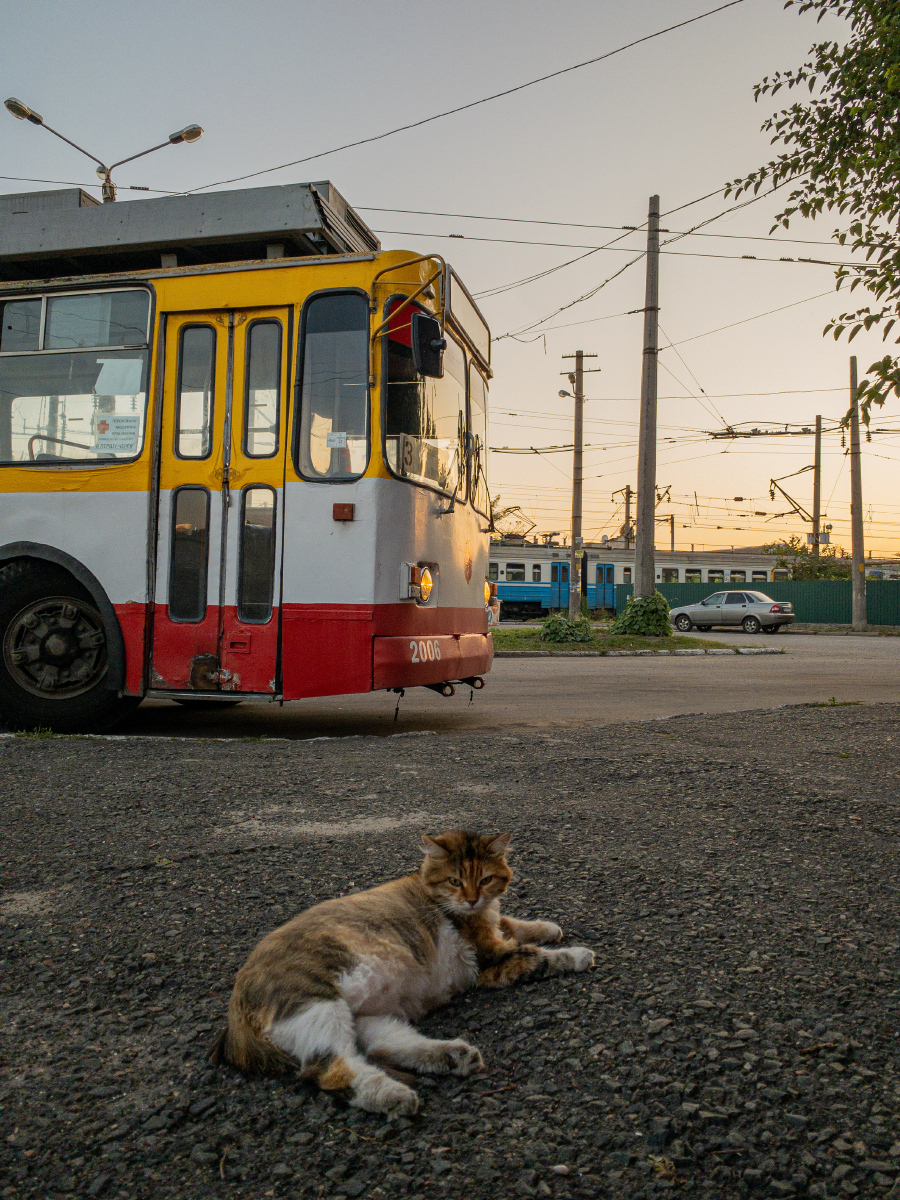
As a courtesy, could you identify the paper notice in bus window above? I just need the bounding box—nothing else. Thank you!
[92,413,141,453]
[326,431,348,448]
[94,357,144,396]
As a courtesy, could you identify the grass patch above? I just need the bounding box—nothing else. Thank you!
[803,697,861,707]
[14,726,61,739]
[491,628,732,654]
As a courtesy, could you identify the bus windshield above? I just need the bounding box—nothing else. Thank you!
[0,289,150,464]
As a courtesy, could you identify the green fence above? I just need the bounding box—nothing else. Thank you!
[614,580,900,626]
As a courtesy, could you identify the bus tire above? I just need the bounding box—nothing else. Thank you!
[0,559,139,734]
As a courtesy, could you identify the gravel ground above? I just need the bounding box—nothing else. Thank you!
[2,703,900,1200]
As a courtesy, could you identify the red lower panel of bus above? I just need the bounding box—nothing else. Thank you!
[144,604,279,694]
[114,603,492,699]
[281,604,492,699]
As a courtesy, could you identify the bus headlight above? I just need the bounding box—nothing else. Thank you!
[419,567,434,602]
[484,580,491,606]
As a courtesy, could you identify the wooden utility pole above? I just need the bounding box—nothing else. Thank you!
[812,414,822,558]
[634,195,660,597]
[562,350,598,617]
[849,357,867,630]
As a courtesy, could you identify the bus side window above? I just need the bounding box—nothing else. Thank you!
[176,325,216,459]
[169,487,210,621]
[244,321,281,458]
[297,292,369,479]
[238,486,277,623]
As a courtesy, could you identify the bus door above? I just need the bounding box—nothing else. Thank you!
[550,562,568,609]
[151,308,291,694]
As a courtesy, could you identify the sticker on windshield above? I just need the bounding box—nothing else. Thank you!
[326,431,348,448]
[92,413,141,454]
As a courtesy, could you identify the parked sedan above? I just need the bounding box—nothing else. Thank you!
[669,590,795,634]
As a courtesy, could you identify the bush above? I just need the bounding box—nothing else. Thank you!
[540,615,594,644]
[609,591,671,637]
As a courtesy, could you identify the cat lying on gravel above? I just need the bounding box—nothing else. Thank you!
[212,830,594,1115]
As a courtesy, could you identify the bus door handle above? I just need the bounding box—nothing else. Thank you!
[226,634,252,654]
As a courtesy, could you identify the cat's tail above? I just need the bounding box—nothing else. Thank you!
[209,1014,299,1076]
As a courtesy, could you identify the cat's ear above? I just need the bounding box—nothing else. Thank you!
[421,835,448,859]
[487,833,511,857]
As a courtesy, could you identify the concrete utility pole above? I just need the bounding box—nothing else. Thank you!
[849,357,867,630]
[624,484,633,548]
[634,194,660,597]
[812,414,822,558]
[562,350,598,617]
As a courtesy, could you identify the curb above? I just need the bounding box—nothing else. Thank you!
[493,647,784,658]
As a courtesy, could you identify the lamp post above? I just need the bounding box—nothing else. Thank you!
[4,97,203,202]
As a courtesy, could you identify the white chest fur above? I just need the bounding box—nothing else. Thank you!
[338,919,478,1020]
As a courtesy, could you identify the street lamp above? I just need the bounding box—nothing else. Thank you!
[4,97,203,202]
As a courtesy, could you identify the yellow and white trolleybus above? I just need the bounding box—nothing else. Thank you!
[0,182,494,731]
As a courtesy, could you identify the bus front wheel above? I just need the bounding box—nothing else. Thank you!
[0,560,139,734]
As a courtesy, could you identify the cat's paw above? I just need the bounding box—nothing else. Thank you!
[564,946,595,972]
[353,1073,419,1116]
[444,1039,484,1076]
[544,945,595,973]
[535,921,563,945]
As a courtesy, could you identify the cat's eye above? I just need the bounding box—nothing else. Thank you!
[480,875,494,885]
[447,877,462,887]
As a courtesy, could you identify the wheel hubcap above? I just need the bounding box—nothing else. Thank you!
[4,596,107,698]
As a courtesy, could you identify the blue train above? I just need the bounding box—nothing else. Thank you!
[488,546,617,618]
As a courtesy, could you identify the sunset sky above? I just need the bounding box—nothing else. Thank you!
[3,0,897,554]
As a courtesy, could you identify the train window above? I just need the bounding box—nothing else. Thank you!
[708,570,724,582]
[662,568,679,582]
[730,570,746,582]
[532,564,542,582]
[752,570,768,582]
[506,563,525,582]
[297,292,369,480]
[623,567,632,583]
[176,325,216,459]
[168,487,210,622]
[773,569,790,580]
[685,569,701,582]
[243,321,281,458]
[468,365,489,514]
[238,487,276,622]
[488,562,498,581]
[385,300,465,496]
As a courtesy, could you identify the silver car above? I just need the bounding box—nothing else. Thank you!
[669,590,795,635]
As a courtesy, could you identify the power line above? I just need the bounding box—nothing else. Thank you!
[664,291,836,348]
[178,1,746,195]
[359,206,849,250]
[372,228,863,268]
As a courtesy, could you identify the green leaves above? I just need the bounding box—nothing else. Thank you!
[609,591,672,638]
[539,615,594,644]
[732,0,900,420]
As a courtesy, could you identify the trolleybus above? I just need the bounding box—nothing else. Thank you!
[0,181,494,731]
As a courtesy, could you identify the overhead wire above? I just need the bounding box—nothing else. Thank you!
[177,1,746,195]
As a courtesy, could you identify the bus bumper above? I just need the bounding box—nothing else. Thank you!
[373,633,493,690]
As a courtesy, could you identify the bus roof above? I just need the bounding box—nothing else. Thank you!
[0,181,379,281]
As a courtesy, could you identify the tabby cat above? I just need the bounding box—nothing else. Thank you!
[212,830,594,1114]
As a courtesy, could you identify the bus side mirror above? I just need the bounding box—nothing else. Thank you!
[411,312,445,378]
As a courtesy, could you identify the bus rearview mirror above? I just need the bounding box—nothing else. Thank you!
[411,312,445,378]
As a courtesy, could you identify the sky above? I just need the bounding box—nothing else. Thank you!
[2,0,898,555]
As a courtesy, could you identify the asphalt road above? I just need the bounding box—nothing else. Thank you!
[3,704,899,1199]
[106,631,900,740]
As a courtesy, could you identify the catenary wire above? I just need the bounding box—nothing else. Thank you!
[177,2,747,195]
